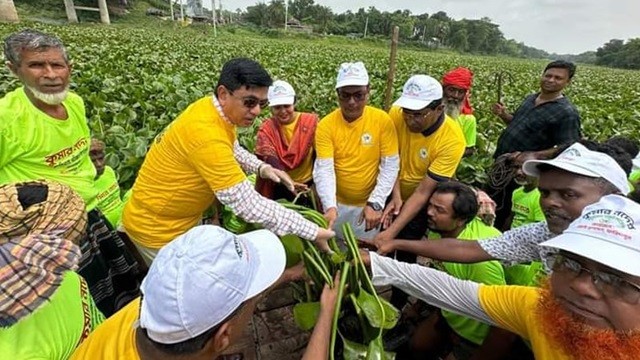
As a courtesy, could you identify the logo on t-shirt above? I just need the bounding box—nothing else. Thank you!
[44,138,88,167]
[419,148,428,159]
[361,133,373,146]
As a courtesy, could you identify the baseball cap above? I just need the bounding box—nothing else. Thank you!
[523,142,631,194]
[139,225,286,344]
[541,194,640,276]
[393,75,443,111]
[335,62,369,89]
[268,80,296,107]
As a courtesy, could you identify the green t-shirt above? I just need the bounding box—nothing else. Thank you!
[429,218,505,345]
[0,271,105,359]
[456,113,477,148]
[0,87,98,210]
[630,169,640,191]
[510,186,545,229]
[504,261,544,287]
[95,166,124,227]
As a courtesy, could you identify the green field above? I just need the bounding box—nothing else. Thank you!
[2,22,640,188]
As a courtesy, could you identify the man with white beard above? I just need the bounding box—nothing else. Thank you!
[0,29,141,317]
[442,67,477,157]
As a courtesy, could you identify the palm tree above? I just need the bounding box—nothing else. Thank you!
[0,0,19,22]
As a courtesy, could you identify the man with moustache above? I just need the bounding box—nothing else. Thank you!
[408,181,518,360]
[122,58,334,265]
[373,141,632,271]
[490,60,581,229]
[372,74,464,307]
[0,29,140,316]
[314,61,399,239]
[442,67,477,157]
[363,194,640,360]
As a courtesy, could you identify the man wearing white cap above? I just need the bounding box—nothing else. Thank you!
[314,62,399,239]
[71,225,340,359]
[376,76,465,252]
[363,194,640,359]
[374,140,632,270]
[255,80,318,207]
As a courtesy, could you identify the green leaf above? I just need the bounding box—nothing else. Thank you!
[355,290,399,330]
[341,334,395,360]
[280,234,305,268]
[292,302,321,331]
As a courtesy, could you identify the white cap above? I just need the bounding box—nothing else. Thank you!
[541,194,640,276]
[139,225,286,344]
[393,75,443,111]
[335,62,369,89]
[523,142,630,194]
[268,80,296,106]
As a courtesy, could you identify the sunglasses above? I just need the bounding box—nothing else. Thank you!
[229,89,269,110]
[337,90,367,102]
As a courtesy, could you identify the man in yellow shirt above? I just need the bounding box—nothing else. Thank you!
[374,74,465,307]
[364,194,640,360]
[121,58,333,265]
[314,62,399,239]
[71,225,341,360]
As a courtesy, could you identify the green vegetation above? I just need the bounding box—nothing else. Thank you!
[1,23,640,189]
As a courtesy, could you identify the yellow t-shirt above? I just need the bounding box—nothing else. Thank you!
[479,285,571,359]
[122,96,246,248]
[389,106,465,200]
[315,106,398,206]
[281,113,314,183]
[70,298,141,360]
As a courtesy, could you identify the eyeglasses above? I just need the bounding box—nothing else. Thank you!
[551,254,640,304]
[402,108,432,120]
[229,89,269,110]
[337,90,367,102]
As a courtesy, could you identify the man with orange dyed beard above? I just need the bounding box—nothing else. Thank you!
[362,194,640,359]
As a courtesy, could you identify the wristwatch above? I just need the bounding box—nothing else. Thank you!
[366,201,383,211]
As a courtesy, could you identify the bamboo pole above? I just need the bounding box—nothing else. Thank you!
[97,0,110,24]
[62,0,78,23]
[383,26,400,111]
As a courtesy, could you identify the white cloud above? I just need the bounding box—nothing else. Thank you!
[202,0,640,54]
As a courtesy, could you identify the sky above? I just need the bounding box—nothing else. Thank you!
[201,0,640,54]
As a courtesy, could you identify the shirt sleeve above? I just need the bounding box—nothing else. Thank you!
[379,113,399,157]
[465,115,477,147]
[368,155,399,208]
[233,140,263,174]
[215,180,319,241]
[370,252,495,325]
[477,285,539,339]
[477,222,552,265]
[313,120,336,210]
[313,158,337,210]
[551,104,581,146]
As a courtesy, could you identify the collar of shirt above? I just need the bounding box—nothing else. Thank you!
[421,112,445,137]
[211,95,234,126]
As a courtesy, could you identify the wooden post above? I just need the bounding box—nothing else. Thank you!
[0,0,20,22]
[97,0,110,24]
[63,0,78,23]
[383,26,400,111]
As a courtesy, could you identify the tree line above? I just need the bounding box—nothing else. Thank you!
[242,0,550,59]
[595,39,640,70]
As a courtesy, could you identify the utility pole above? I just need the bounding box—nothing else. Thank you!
[363,16,369,38]
[211,0,217,37]
[284,0,288,31]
